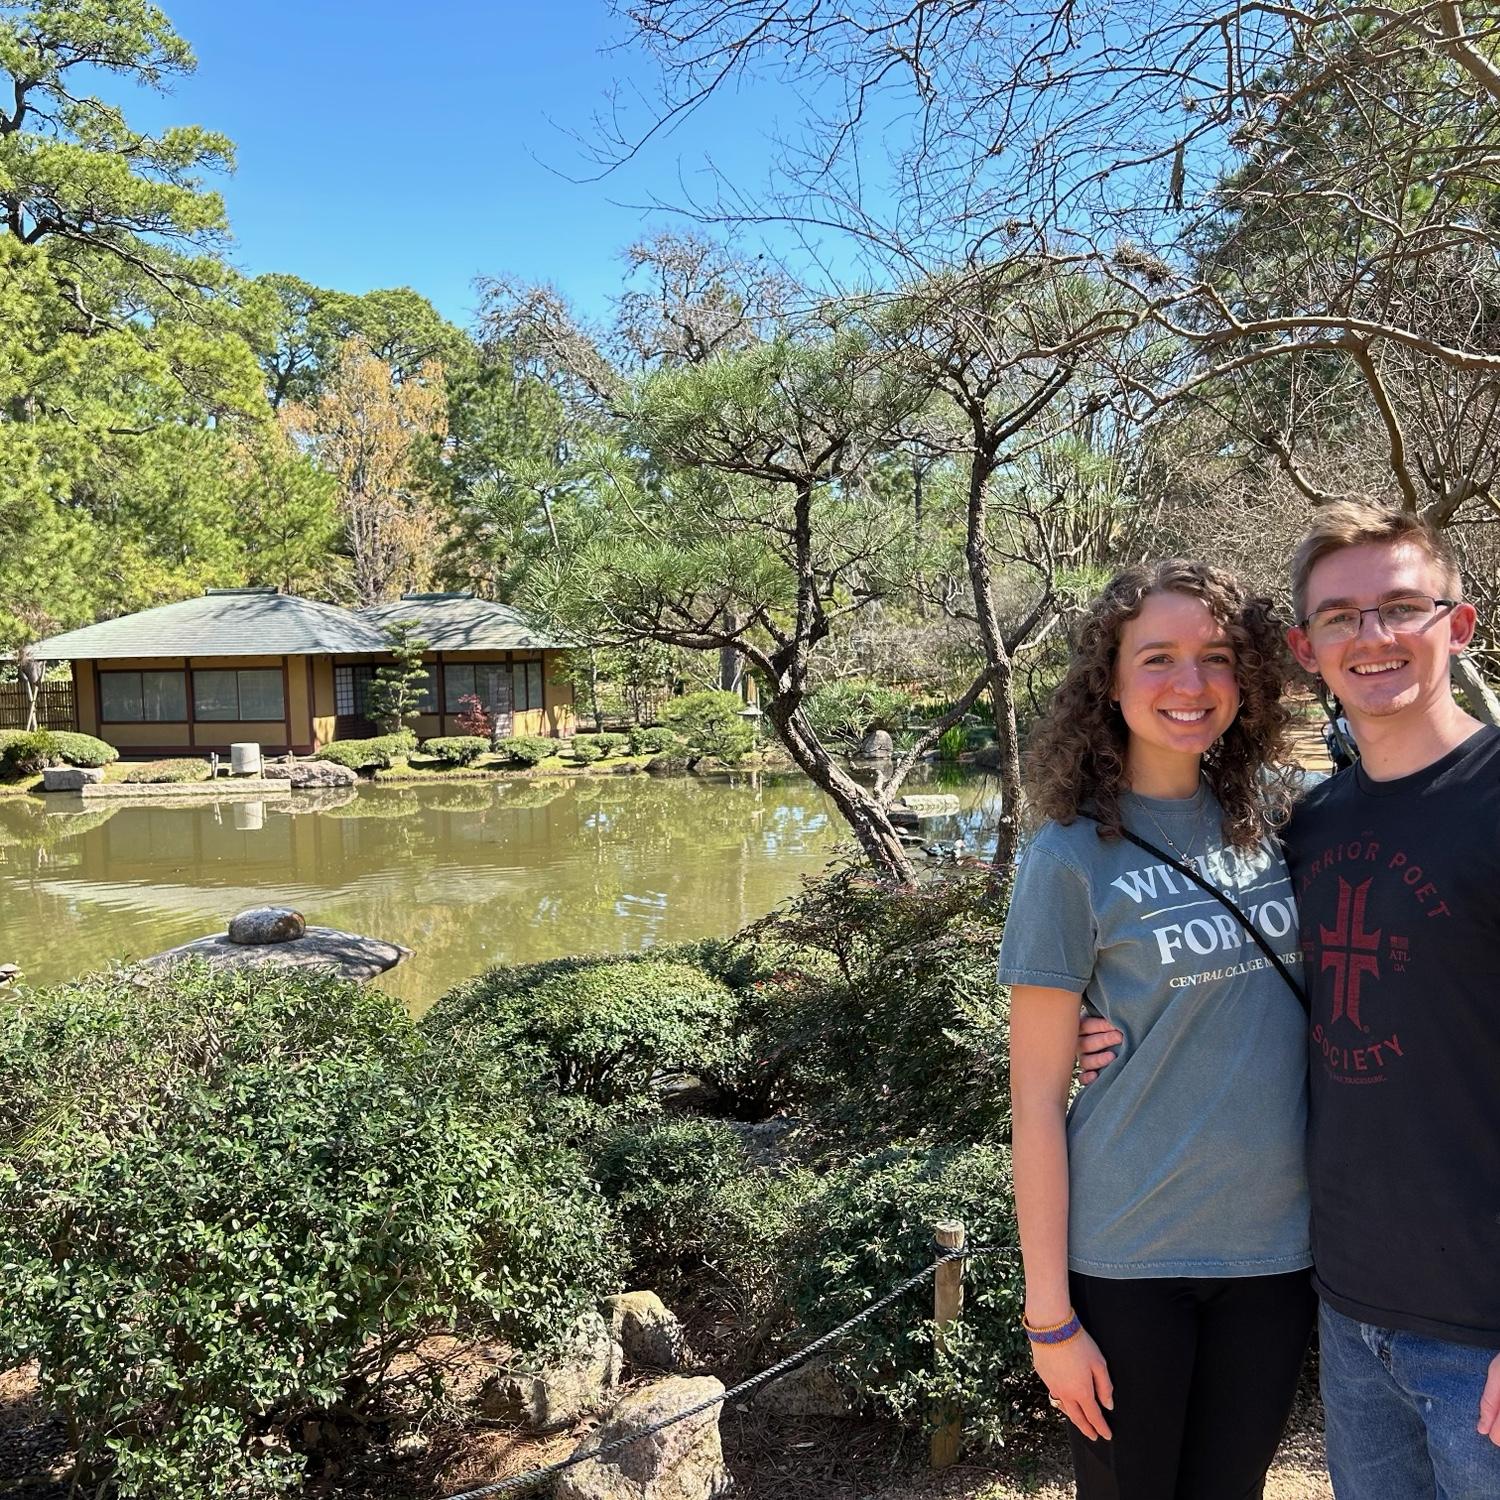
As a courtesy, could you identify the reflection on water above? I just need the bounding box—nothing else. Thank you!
[0,771,1001,1013]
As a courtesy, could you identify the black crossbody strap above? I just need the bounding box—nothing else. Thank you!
[1079,819,1309,1016]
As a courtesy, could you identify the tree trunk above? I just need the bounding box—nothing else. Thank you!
[763,696,916,881]
[1453,654,1500,727]
[988,667,1024,870]
[965,439,1025,871]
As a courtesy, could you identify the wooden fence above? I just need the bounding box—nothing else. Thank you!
[0,680,76,731]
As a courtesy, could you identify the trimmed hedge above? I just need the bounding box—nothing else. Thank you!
[627,725,683,756]
[496,734,554,767]
[569,737,603,763]
[420,735,489,766]
[313,732,417,772]
[51,731,119,768]
[424,953,742,1114]
[0,964,619,1499]
[121,758,211,784]
[0,729,60,777]
[661,691,755,764]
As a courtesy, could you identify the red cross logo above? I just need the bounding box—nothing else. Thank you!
[1320,877,1381,1031]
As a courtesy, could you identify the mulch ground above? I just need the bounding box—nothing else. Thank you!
[1,1354,1332,1500]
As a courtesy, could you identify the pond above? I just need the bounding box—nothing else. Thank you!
[0,770,1000,1013]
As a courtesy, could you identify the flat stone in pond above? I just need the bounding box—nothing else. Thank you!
[227,906,306,944]
[262,759,359,788]
[135,926,411,982]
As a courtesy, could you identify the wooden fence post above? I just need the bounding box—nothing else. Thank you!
[931,1218,966,1468]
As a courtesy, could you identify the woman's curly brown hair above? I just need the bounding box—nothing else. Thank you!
[1025,560,1296,850]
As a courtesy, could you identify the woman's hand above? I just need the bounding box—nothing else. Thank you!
[1033,1328,1114,1442]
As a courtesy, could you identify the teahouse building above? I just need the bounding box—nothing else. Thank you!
[31,589,575,757]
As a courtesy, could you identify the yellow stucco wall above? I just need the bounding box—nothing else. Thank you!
[78,655,315,755]
[75,648,575,755]
[311,656,335,748]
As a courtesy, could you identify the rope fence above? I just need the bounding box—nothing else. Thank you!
[442,1221,1014,1500]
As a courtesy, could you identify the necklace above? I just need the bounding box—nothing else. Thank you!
[1133,787,1207,865]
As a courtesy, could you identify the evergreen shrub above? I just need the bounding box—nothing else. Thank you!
[569,736,604,763]
[51,731,118,767]
[627,725,682,756]
[424,954,742,1114]
[592,1115,816,1322]
[313,732,417,771]
[788,1141,1031,1446]
[660,691,754,764]
[0,964,618,1499]
[496,734,554,766]
[0,729,60,776]
[121,757,211,784]
[724,867,1012,1139]
[804,679,911,750]
[420,735,489,766]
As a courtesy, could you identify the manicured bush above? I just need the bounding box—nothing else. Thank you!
[627,725,683,756]
[314,731,417,772]
[121,757,212,784]
[569,736,604,763]
[50,731,118,768]
[0,964,619,1499]
[0,729,60,777]
[496,734,554,767]
[788,1141,1031,1446]
[424,953,742,1114]
[721,866,1012,1139]
[420,735,489,766]
[660,690,755,765]
[597,731,630,756]
[592,1116,816,1322]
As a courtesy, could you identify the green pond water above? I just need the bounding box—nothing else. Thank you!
[0,770,998,1013]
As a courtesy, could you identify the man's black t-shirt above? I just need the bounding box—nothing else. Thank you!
[1286,725,1500,1346]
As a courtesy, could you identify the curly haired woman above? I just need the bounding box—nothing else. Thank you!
[997,560,1314,1500]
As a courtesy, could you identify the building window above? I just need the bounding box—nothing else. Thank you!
[518,659,544,711]
[98,670,187,722]
[335,664,436,717]
[193,668,285,721]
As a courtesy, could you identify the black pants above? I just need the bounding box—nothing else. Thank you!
[1067,1269,1315,1500]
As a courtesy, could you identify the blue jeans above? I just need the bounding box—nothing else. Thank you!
[1320,1301,1500,1500]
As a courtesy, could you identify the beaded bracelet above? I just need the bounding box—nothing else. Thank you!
[1022,1309,1083,1346]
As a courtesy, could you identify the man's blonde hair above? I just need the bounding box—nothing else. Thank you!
[1290,502,1462,622]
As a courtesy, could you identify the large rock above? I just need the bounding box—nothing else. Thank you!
[480,1312,623,1430]
[40,765,103,791]
[134,926,410,982]
[227,905,306,945]
[602,1291,685,1372]
[751,1355,854,1417]
[854,728,893,760]
[554,1376,729,1500]
[262,759,358,788]
[896,792,961,819]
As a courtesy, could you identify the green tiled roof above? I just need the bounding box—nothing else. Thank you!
[32,590,569,660]
[358,594,566,651]
[32,591,387,660]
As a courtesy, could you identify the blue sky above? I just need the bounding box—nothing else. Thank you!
[130,2,814,328]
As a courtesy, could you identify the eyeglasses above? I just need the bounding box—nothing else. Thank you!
[1301,594,1458,643]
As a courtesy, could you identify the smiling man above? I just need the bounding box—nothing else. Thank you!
[1075,503,1500,1498]
[1281,504,1500,1500]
